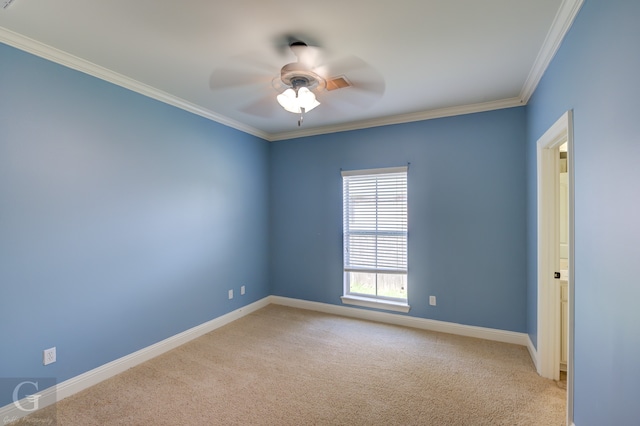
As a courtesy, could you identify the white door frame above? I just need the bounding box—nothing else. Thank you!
[536,110,574,422]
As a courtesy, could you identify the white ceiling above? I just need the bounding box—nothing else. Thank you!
[0,0,580,141]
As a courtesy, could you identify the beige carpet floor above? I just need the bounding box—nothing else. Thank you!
[14,305,566,425]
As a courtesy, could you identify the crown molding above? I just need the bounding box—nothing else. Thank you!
[519,0,584,103]
[2,0,583,143]
[0,27,271,141]
[268,97,524,141]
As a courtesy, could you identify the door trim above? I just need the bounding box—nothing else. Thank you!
[536,110,574,424]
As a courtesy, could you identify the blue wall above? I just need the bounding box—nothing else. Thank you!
[526,0,640,424]
[0,43,270,407]
[8,1,639,421]
[270,109,528,332]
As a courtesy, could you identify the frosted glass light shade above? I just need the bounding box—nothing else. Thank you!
[277,87,320,113]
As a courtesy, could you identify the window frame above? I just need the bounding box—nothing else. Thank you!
[340,166,410,313]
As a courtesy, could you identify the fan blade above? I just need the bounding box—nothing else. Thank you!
[240,93,279,118]
[209,48,281,91]
[315,55,386,110]
[291,45,324,70]
[322,84,385,109]
[315,55,370,78]
[222,50,280,73]
[350,79,386,98]
[315,87,383,110]
[209,69,273,91]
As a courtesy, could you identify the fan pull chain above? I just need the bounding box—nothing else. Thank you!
[298,107,306,127]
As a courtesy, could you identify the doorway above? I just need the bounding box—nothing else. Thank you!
[536,110,574,424]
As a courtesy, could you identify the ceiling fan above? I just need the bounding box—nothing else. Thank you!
[275,41,325,124]
[209,36,385,127]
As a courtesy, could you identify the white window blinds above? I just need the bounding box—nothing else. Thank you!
[342,167,408,275]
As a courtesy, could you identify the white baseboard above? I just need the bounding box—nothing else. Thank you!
[2,295,533,423]
[268,296,529,346]
[0,297,270,424]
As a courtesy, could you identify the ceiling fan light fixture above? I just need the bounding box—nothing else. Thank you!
[296,87,320,111]
[276,88,300,113]
[277,86,320,114]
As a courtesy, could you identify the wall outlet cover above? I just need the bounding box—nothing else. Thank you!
[43,347,56,365]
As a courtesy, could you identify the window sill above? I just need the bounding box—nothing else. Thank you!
[340,295,411,313]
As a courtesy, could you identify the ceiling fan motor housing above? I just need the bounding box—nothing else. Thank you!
[280,63,326,91]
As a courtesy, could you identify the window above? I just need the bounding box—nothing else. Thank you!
[341,166,409,313]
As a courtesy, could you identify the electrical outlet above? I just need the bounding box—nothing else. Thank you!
[228,289,233,299]
[43,347,56,365]
[429,296,436,306]
[241,285,245,295]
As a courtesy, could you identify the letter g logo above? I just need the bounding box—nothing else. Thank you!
[12,381,41,412]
